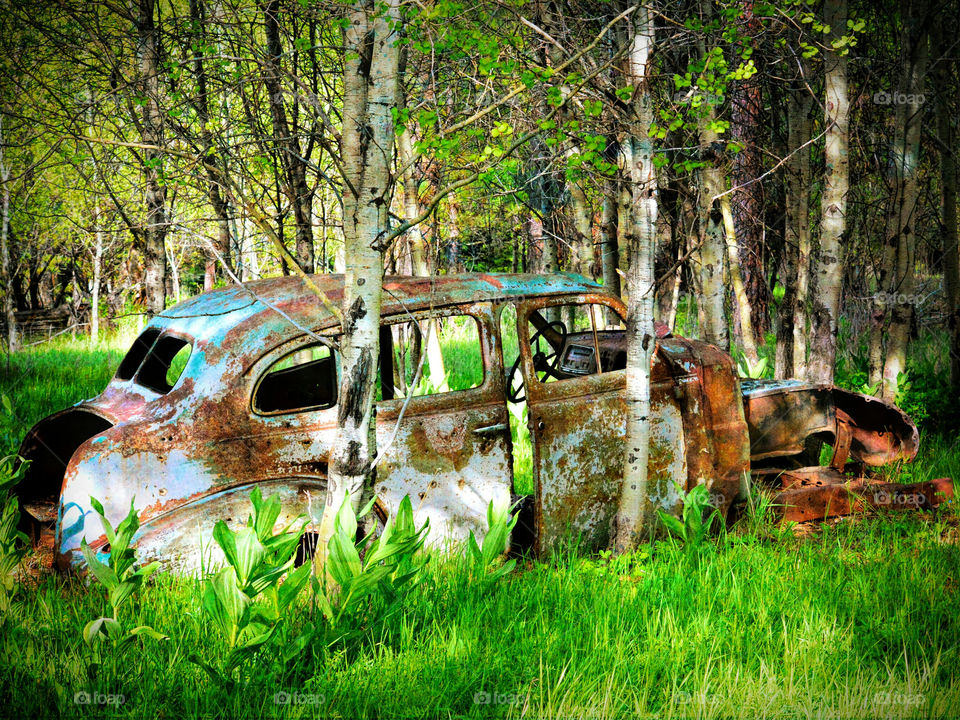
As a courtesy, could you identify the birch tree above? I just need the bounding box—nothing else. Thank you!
[878,5,929,400]
[937,27,960,392]
[137,0,169,317]
[315,0,401,567]
[613,4,657,551]
[0,112,15,352]
[777,56,814,379]
[807,0,849,385]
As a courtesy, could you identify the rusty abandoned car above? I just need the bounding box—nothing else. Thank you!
[15,273,954,572]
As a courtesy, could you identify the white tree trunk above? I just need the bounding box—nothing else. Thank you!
[91,199,103,342]
[721,194,759,363]
[0,113,15,353]
[808,0,849,385]
[697,167,728,349]
[784,73,813,379]
[316,0,401,571]
[613,5,657,552]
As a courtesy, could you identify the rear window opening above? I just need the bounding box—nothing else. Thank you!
[254,344,338,414]
[136,336,193,394]
[116,328,161,380]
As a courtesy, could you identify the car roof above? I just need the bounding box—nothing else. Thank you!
[150,272,609,358]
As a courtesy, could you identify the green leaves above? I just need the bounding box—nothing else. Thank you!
[657,484,723,555]
[213,523,265,589]
[0,456,29,615]
[322,492,429,631]
[195,488,309,682]
[203,568,250,648]
[83,616,122,646]
[80,497,166,647]
[737,356,770,380]
[465,499,519,587]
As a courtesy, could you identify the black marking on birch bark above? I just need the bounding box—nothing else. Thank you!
[344,296,367,334]
[642,333,652,351]
[358,30,373,78]
[338,348,372,426]
[341,440,366,477]
[358,123,373,162]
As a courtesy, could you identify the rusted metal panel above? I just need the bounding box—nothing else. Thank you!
[772,472,955,522]
[743,380,918,467]
[373,302,514,549]
[519,295,751,553]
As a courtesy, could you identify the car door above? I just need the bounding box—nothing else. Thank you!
[372,302,515,547]
[514,294,688,555]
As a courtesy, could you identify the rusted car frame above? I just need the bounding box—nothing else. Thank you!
[14,273,954,573]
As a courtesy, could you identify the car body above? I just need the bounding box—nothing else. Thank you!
[15,273,949,573]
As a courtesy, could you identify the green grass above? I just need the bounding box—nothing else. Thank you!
[2,327,960,718]
[3,519,960,718]
[0,336,132,457]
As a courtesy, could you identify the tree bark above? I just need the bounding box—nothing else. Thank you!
[0,114,16,352]
[91,199,103,342]
[807,0,849,385]
[263,0,314,274]
[137,0,168,317]
[316,0,401,569]
[600,176,621,325]
[189,0,233,289]
[697,157,729,349]
[568,179,594,278]
[783,70,814,379]
[938,36,960,391]
[880,9,928,400]
[600,176,620,287]
[616,146,632,305]
[722,193,759,363]
[730,0,770,339]
[614,4,657,551]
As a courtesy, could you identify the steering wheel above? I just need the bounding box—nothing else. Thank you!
[507,321,568,402]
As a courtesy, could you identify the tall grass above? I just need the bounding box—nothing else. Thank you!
[3,518,959,718]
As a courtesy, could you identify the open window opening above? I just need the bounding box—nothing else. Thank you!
[116,328,161,380]
[253,343,338,414]
[136,336,193,394]
[376,314,484,401]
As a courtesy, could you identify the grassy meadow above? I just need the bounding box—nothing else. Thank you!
[0,313,959,719]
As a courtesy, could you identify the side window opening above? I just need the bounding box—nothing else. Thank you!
[136,336,193,394]
[116,328,160,380]
[254,344,338,414]
[527,303,625,383]
[377,314,484,401]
